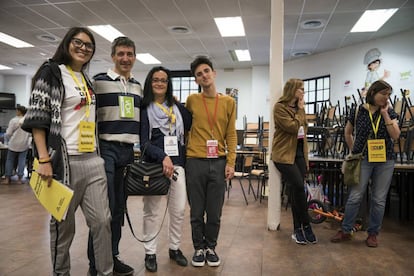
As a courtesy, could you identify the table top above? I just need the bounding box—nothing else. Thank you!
[236,150,262,155]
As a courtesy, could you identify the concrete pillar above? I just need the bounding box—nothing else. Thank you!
[267,0,284,231]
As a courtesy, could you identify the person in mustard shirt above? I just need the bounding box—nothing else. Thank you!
[185,57,236,267]
[272,78,317,245]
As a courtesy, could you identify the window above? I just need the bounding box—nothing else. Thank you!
[303,75,330,114]
[171,70,199,103]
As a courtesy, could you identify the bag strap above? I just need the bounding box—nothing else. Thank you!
[138,141,151,163]
[124,192,170,243]
[352,105,368,154]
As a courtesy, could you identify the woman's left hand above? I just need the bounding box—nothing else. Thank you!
[162,156,174,178]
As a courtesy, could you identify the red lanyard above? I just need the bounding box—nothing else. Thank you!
[202,94,218,138]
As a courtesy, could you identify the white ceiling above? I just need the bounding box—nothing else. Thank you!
[0,0,413,76]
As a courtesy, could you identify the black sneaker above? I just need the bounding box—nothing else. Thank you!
[191,249,205,267]
[303,224,317,244]
[113,256,134,275]
[145,254,157,272]
[291,228,307,245]
[169,248,188,266]
[205,248,220,267]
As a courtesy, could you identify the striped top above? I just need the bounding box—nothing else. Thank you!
[94,69,142,144]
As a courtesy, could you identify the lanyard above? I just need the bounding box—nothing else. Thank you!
[66,65,91,118]
[202,94,218,138]
[155,102,175,134]
[367,104,381,138]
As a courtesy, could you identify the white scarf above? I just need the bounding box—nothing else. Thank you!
[147,101,185,145]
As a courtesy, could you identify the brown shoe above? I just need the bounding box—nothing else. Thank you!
[330,230,352,243]
[366,234,378,247]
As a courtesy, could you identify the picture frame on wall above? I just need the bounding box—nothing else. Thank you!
[226,88,238,118]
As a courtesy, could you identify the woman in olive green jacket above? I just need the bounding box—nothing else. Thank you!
[271,78,316,245]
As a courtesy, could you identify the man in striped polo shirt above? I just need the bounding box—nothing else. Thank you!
[87,37,142,276]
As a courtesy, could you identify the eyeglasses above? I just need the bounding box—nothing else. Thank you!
[71,38,94,52]
[152,78,168,84]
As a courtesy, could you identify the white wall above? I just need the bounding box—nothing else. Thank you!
[1,75,31,107]
[284,29,414,107]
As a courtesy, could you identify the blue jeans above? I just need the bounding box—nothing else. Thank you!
[342,159,394,235]
[88,140,134,267]
[5,149,28,178]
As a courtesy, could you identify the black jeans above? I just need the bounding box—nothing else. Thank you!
[88,140,134,268]
[186,158,226,250]
[274,155,309,230]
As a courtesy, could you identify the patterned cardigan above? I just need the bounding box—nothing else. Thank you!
[22,60,94,186]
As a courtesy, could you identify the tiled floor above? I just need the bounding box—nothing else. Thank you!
[1,179,414,276]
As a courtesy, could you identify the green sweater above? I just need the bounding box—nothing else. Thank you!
[185,93,237,167]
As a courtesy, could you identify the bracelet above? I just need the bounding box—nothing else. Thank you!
[385,122,393,126]
[38,158,51,164]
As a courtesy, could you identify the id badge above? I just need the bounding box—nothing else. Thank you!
[78,121,95,152]
[164,136,179,156]
[206,140,219,158]
[297,126,305,139]
[118,95,134,118]
[367,139,386,162]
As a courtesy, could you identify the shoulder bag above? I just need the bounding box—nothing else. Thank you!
[123,142,173,243]
[124,143,170,196]
[341,105,366,186]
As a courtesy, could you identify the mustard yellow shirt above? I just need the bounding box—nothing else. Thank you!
[185,93,237,167]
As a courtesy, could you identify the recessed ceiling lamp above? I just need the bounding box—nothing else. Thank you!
[168,26,192,34]
[88,25,125,42]
[36,34,59,43]
[136,53,161,64]
[351,8,398,32]
[301,19,324,30]
[0,32,34,48]
[291,51,311,57]
[229,49,251,62]
[0,64,12,70]
[215,16,246,37]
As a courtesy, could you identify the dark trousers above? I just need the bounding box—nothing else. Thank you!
[274,155,309,229]
[88,140,134,268]
[186,158,226,250]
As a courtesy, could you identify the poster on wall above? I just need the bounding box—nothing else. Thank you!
[226,88,238,118]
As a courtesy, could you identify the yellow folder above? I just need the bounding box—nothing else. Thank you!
[29,159,73,222]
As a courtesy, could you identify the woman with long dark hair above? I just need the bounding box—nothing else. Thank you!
[22,27,113,275]
[140,66,192,272]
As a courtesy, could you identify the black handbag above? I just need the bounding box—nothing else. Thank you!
[124,144,170,196]
[123,142,171,243]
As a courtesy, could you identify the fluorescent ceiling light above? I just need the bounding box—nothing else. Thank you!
[229,49,251,62]
[88,25,125,42]
[214,17,245,37]
[351,9,398,32]
[235,49,251,61]
[0,32,34,48]
[136,53,161,64]
[0,64,12,70]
